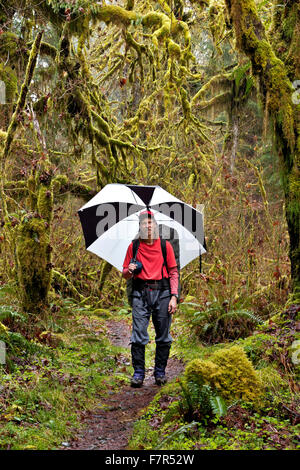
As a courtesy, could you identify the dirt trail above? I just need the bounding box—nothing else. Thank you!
[62,319,185,450]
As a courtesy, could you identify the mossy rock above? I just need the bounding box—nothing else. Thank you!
[256,365,286,393]
[184,345,263,403]
[185,358,220,389]
[237,332,277,366]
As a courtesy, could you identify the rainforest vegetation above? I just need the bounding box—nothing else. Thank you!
[0,0,299,451]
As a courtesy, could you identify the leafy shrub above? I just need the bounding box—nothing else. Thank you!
[184,345,263,402]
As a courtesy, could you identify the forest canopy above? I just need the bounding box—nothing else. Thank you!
[0,0,299,317]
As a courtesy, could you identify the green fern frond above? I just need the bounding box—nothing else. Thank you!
[209,395,227,417]
[220,309,263,324]
[0,306,26,322]
[155,421,198,450]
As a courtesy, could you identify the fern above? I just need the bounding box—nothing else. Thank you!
[178,380,227,424]
[155,421,198,450]
[0,284,17,297]
[219,309,263,324]
[190,300,263,343]
[0,305,26,322]
[209,395,227,417]
[178,379,196,418]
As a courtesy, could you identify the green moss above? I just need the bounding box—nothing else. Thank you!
[37,185,54,223]
[185,358,220,388]
[0,129,7,145]
[0,63,17,103]
[168,40,181,58]
[225,0,300,296]
[237,333,277,366]
[52,269,84,301]
[51,174,68,193]
[15,216,52,314]
[0,32,20,59]
[93,5,136,26]
[185,345,263,402]
[27,175,37,211]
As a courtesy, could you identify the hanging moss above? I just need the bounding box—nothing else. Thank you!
[0,130,7,146]
[0,32,20,60]
[269,1,300,79]
[0,64,17,103]
[15,216,52,314]
[185,345,263,402]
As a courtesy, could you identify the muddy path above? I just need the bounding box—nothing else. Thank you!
[62,319,185,450]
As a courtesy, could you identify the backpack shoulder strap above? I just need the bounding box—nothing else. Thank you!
[132,239,140,260]
[160,237,168,276]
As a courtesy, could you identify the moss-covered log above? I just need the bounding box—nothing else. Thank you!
[225,0,300,301]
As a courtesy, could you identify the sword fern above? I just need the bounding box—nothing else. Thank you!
[177,379,227,424]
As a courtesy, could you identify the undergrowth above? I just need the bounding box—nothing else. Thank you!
[0,283,299,451]
[0,287,132,450]
[128,304,300,451]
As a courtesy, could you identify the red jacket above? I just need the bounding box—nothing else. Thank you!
[123,238,179,295]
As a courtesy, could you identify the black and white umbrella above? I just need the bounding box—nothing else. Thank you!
[78,184,206,272]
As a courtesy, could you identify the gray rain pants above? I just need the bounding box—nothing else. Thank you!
[131,288,172,377]
[131,288,172,345]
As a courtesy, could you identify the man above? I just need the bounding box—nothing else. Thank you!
[122,210,179,388]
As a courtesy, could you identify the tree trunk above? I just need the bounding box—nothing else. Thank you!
[225,0,300,302]
[0,32,55,315]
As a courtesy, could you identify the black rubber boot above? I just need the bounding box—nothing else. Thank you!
[131,343,145,388]
[154,342,171,386]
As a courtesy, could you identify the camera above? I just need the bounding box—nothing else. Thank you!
[130,259,143,274]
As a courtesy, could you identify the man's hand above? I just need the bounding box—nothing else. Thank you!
[168,296,177,314]
[128,262,137,274]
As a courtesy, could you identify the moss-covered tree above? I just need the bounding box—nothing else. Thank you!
[0,0,298,318]
[224,0,300,301]
[0,1,215,313]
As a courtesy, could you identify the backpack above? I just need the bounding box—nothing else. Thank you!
[126,224,181,307]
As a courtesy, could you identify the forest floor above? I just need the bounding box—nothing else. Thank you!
[61,319,185,450]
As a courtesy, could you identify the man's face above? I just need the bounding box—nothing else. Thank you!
[140,217,156,239]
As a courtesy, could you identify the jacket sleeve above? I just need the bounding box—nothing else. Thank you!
[168,265,179,296]
[165,241,178,295]
[122,243,133,279]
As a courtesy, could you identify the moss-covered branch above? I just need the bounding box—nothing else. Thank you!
[2,31,43,162]
[52,269,84,301]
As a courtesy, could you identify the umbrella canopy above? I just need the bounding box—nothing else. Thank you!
[78,184,206,272]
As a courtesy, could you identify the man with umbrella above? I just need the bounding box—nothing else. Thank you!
[78,184,206,386]
[122,209,179,388]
